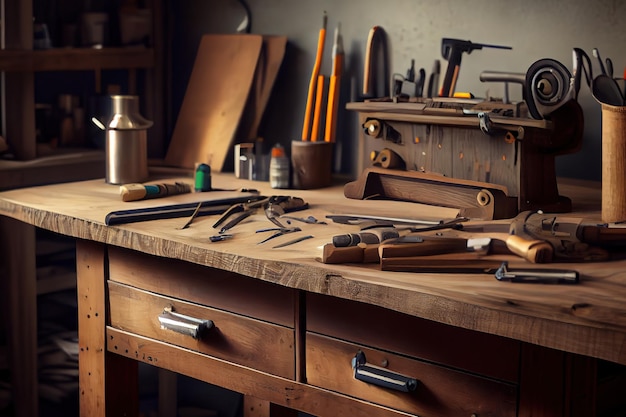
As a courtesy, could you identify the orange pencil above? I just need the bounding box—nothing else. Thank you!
[310,75,325,142]
[301,12,327,141]
[324,23,343,143]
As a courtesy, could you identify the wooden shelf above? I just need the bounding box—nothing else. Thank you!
[0,47,155,72]
[0,149,105,190]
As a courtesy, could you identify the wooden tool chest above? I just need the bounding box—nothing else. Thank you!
[347,99,584,219]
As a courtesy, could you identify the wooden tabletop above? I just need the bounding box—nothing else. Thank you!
[1,174,625,366]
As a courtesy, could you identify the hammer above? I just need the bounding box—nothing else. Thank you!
[458,212,554,263]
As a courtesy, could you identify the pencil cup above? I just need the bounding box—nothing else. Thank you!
[601,103,626,223]
[291,141,333,189]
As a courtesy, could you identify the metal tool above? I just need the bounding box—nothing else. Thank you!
[265,209,286,228]
[214,195,308,233]
[273,235,314,248]
[179,202,203,229]
[212,196,269,229]
[395,60,425,98]
[282,215,327,225]
[572,47,593,97]
[256,227,302,244]
[592,47,612,76]
[593,74,625,106]
[521,211,616,261]
[219,210,254,234]
[426,59,440,98]
[440,38,512,97]
[479,70,526,104]
[495,262,579,284]
[210,234,233,242]
[326,213,445,227]
[265,202,287,228]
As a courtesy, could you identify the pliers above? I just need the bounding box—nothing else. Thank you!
[215,196,308,234]
[213,197,269,233]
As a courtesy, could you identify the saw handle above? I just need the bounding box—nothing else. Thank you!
[505,235,553,263]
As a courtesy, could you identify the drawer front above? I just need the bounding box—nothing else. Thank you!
[306,333,516,417]
[109,281,295,379]
[108,246,295,327]
[307,292,520,382]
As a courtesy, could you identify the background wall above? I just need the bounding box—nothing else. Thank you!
[169,0,626,181]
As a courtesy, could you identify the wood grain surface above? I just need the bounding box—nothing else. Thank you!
[2,173,625,366]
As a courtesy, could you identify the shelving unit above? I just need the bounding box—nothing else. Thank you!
[0,2,166,416]
[0,0,166,188]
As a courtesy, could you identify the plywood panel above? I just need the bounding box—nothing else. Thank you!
[165,34,263,170]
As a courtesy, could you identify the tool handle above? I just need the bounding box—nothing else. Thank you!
[120,183,148,202]
[505,235,553,263]
[321,243,380,264]
[363,26,380,96]
[332,228,399,247]
[120,182,191,202]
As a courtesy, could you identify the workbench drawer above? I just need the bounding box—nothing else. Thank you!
[307,292,520,382]
[107,246,295,327]
[306,332,516,417]
[108,281,295,379]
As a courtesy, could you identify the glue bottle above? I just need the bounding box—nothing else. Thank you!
[269,144,290,189]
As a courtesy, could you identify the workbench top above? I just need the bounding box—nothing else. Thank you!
[1,174,624,366]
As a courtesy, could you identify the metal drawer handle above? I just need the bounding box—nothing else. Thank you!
[351,350,418,393]
[158,306,214,339]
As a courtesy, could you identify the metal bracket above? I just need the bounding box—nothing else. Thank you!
[478,112,525,140]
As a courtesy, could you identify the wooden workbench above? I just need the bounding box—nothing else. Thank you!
[1,174,625,417]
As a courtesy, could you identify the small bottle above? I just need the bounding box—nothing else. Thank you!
[194,163,212,192]
[269,144,290,189]
[239,146,256,180]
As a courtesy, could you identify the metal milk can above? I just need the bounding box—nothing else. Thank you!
[104,95,153,184]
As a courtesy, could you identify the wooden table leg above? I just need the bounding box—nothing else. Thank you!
[0,218,38,417]
[158,369,178,417]
[77,240,138,417]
